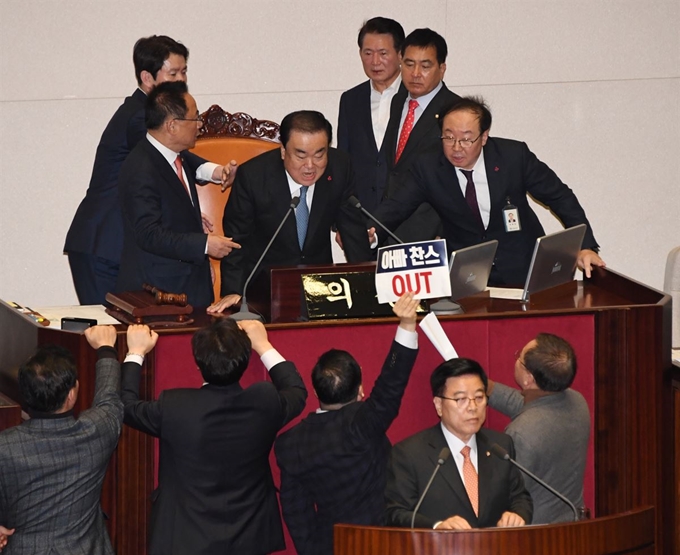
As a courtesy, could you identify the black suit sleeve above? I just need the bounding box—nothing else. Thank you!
[337,92,350,153]
[268,361,308,426]
[121,360,163,437]
[335,166,372,263]
[119,160,207,265]
[182,150,210,178]
[220,169,257,295]
[351,340,417,444]
[519,143,599,250]
[126,109,147,151]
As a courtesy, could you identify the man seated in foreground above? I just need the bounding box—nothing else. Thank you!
[275,292,420,554]
[0,324,155,554]
[385,358,533,529]
[121,318,307,555]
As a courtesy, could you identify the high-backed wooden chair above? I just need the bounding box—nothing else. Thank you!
[190,105,280,301]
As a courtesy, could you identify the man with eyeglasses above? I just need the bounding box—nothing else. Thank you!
[385,358,532,529]
[488,334,590,524]
[116,81,240,307]
[372,96,605,286]
[64,36,237,306]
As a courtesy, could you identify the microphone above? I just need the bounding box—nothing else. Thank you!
[347,195,403,245]
[489,443,579,522]
[411,447,450,529]
[229,196,301,322]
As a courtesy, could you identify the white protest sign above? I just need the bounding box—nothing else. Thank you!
[375,239,450,303]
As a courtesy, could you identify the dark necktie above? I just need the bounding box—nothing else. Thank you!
[460,169,484,231]
[296,186,309,249]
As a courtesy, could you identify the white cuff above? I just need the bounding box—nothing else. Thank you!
[395,326,418,349]
[196,162,220,183]
[260,348,286,371]
[124,353,145,366]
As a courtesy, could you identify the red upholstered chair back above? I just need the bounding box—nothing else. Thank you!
[190,106,280,301]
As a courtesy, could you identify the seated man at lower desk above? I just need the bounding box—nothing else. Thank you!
[208,110,372,313]
[371,96,606,286]
[385,358,533,529]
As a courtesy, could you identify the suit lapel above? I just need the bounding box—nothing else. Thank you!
[305,165,333,250]
[143,140,201,225]
[475,430,495,525]
[180,157,203,221]
[483,140,509,233]
[427,427,478,521]
[359,81,379,153]
[395,85,448,168]
[435,157,484,235]
[384,85,408,166]
[269,160,300,248]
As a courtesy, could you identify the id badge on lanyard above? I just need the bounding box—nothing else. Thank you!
[503,197,521,232]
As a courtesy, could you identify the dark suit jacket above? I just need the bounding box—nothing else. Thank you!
[380,83,461,243]
[0,350,123,555]
[116,138,214,307]
[373,137,599,286]
[385,425,533,528]
[220,148,372,296]
[337,80,390,214]
[274,339,418,555]
[121,360,307,555]
[64,89,205,263]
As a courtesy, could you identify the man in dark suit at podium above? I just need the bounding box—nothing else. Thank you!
[372,96,605,285]
[385,358,532,529]
[337,17,404,214]
[209,110,372,313]
[116,81,240,307]
[64,35,235,305]
[275,292,419,555]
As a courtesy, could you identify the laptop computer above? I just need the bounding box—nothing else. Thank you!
[521,224,587,302]
[431,240,498,314]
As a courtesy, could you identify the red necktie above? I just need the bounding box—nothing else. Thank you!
[461,445,479,516]
[460,169,484,231]
[395,99,419,163]
[174,155,192,201]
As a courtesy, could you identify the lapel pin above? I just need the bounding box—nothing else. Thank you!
[494,166,500,172]
[486,451,491,457]
[327,175,332,181]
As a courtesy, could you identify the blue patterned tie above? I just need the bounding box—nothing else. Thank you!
[296,186,309,249]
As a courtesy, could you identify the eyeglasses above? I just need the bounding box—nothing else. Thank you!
[514,349,526,367]
[437,393,487,409]
[440,134,482,148]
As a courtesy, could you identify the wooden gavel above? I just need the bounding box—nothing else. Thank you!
[142,284,188,307]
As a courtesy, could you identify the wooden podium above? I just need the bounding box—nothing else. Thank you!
[0,267,676,555]
[334,506,655,555]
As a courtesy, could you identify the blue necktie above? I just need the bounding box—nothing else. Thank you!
[296,186,309,249]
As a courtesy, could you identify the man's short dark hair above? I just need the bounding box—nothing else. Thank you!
[430,358,488,397]
[19,345,78,413]
[439,96,493,134]
[191,318,252,386]
[279,110,333,147]
[357,17,405,51]
[523,333,577,392]
[145,81,189,130]
[312,349,362,405]
[133,35,189,86]
[401,28,448,64]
